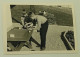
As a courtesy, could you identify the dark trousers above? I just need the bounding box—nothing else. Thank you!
[40,21,48,49]
[29,37,41,46]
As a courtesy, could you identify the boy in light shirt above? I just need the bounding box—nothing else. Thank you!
[28,12,48,51]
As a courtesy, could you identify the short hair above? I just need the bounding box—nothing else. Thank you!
[28,12,33,17]
[22,9,26,14]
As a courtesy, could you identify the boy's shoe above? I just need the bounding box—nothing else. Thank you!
[40,47,45,51]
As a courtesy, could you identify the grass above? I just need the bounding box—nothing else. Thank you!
[11,5,73,26]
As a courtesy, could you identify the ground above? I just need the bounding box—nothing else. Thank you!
[18,25,73,51]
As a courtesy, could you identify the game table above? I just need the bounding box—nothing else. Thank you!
[7,28,33,51]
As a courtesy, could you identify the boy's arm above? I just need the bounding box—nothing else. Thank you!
[21,17,25,26]
[37,19,41,31]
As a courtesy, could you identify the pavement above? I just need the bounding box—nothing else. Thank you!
[19,25,73,51]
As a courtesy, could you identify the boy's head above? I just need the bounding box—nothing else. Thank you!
[22,9,27,16]
[22,9,26,13]
[28,12,35,20]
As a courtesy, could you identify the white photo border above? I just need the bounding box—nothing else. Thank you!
[2,3,78,54]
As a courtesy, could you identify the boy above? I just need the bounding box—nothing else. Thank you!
[28,12,48,50]
[21,9,28,26]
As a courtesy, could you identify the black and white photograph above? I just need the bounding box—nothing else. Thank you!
[6,4,76,52]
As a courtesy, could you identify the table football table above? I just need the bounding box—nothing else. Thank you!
[7,28,33,51]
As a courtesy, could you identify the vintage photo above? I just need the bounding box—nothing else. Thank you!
[6,4,76,53]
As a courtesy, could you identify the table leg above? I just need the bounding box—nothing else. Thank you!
[25,41,32,49]
[7,42,15,51]
[7,41,32,51]
[15,42,25,51]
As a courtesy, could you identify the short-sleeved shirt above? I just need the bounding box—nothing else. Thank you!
[36,15,47,30]
[24,16,37,26]
[24,16,32,23]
